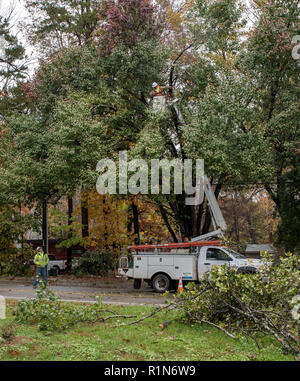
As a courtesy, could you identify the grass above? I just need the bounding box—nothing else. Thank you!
[0,299,297,361]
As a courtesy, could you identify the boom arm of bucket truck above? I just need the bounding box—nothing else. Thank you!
[191,176,227,242]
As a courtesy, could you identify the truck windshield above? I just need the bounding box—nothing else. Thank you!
[225,248,245,259]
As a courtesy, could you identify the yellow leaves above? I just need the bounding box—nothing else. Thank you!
[72,190,173,252]
[85,191,131,251]
[166,8,184,32]
[252,0,270,9]
[164,0,196,32]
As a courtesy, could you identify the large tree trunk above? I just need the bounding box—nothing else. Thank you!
[81,191,89,246]
[158,204,178,242]
[127,200,140,245]
[131,202,140,245]
[42,199,48,254]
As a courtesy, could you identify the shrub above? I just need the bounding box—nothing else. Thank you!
[13,282,135,332]
[0,244,34,277]
[174,253,300,354]
[1,322,16,342]
[73,249,118,276]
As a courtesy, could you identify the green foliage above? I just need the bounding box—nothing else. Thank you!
[0,244,34,277]
[30,46,102,117]
[0,321,16,342]
[192,0,246,53]
[74,249,118,276]
[0,300,297,360]
[0,206,37,251]
[0,113,60,204]
[175,252,300,353]
[275,168,300,253]
[13,283,132,333]
[52,218,86,250]
[24,0,99,53]
[183,75,274,182]
[0,0,299,252]
[46,91,108,191]
[0,205,36,276]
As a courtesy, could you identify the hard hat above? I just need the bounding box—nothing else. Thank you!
[36,246,42,251]
[152,82,158,88]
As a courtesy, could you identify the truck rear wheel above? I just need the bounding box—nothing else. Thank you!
[152,274,170,293]
[133,279,142,289]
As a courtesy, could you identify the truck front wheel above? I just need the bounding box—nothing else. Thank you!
[152,274,170,293]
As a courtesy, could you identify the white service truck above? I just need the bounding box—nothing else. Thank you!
[118,175,262,292]
[118,243,262,293]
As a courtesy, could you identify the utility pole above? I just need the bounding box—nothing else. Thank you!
[67,196,73,271]
[42,199,48,254]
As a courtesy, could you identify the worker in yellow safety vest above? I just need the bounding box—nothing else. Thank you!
[150,82,173,111]
[33,247,49,288]
[151,82,164,97]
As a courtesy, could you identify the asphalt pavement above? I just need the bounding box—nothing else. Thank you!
[0,277,171,306]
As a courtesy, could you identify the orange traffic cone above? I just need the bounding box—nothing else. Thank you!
[177,277,184,294]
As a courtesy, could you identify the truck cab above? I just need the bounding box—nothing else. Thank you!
[197,245,261,277]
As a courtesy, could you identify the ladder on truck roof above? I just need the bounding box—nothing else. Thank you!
[129,240,223,253]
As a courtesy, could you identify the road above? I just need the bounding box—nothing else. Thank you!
[0,277,172,306]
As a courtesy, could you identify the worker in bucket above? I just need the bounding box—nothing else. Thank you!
[151,82,164,97]
[150,82,172,111]
[33,246,49,288]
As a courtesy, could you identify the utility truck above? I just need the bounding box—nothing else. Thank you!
[118,176,263,293]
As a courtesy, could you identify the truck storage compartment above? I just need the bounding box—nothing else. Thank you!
[148,256,174,266]
[133,256,148,278]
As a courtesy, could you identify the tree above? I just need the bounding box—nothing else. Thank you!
[134,0,299,246]
[97,0,161,54]
[1,0,298,253]
[219,190,278,251]
[276,167,300,253]
[241,0,300,252]
[22,0,102,255]
[0,3,27,92]
[96,0,166,111]
[126,0,251,240]
[23,0,99,54]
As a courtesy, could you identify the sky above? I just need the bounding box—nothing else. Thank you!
[0,0,28,28]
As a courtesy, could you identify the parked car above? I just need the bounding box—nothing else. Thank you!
[48,255,67,274]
